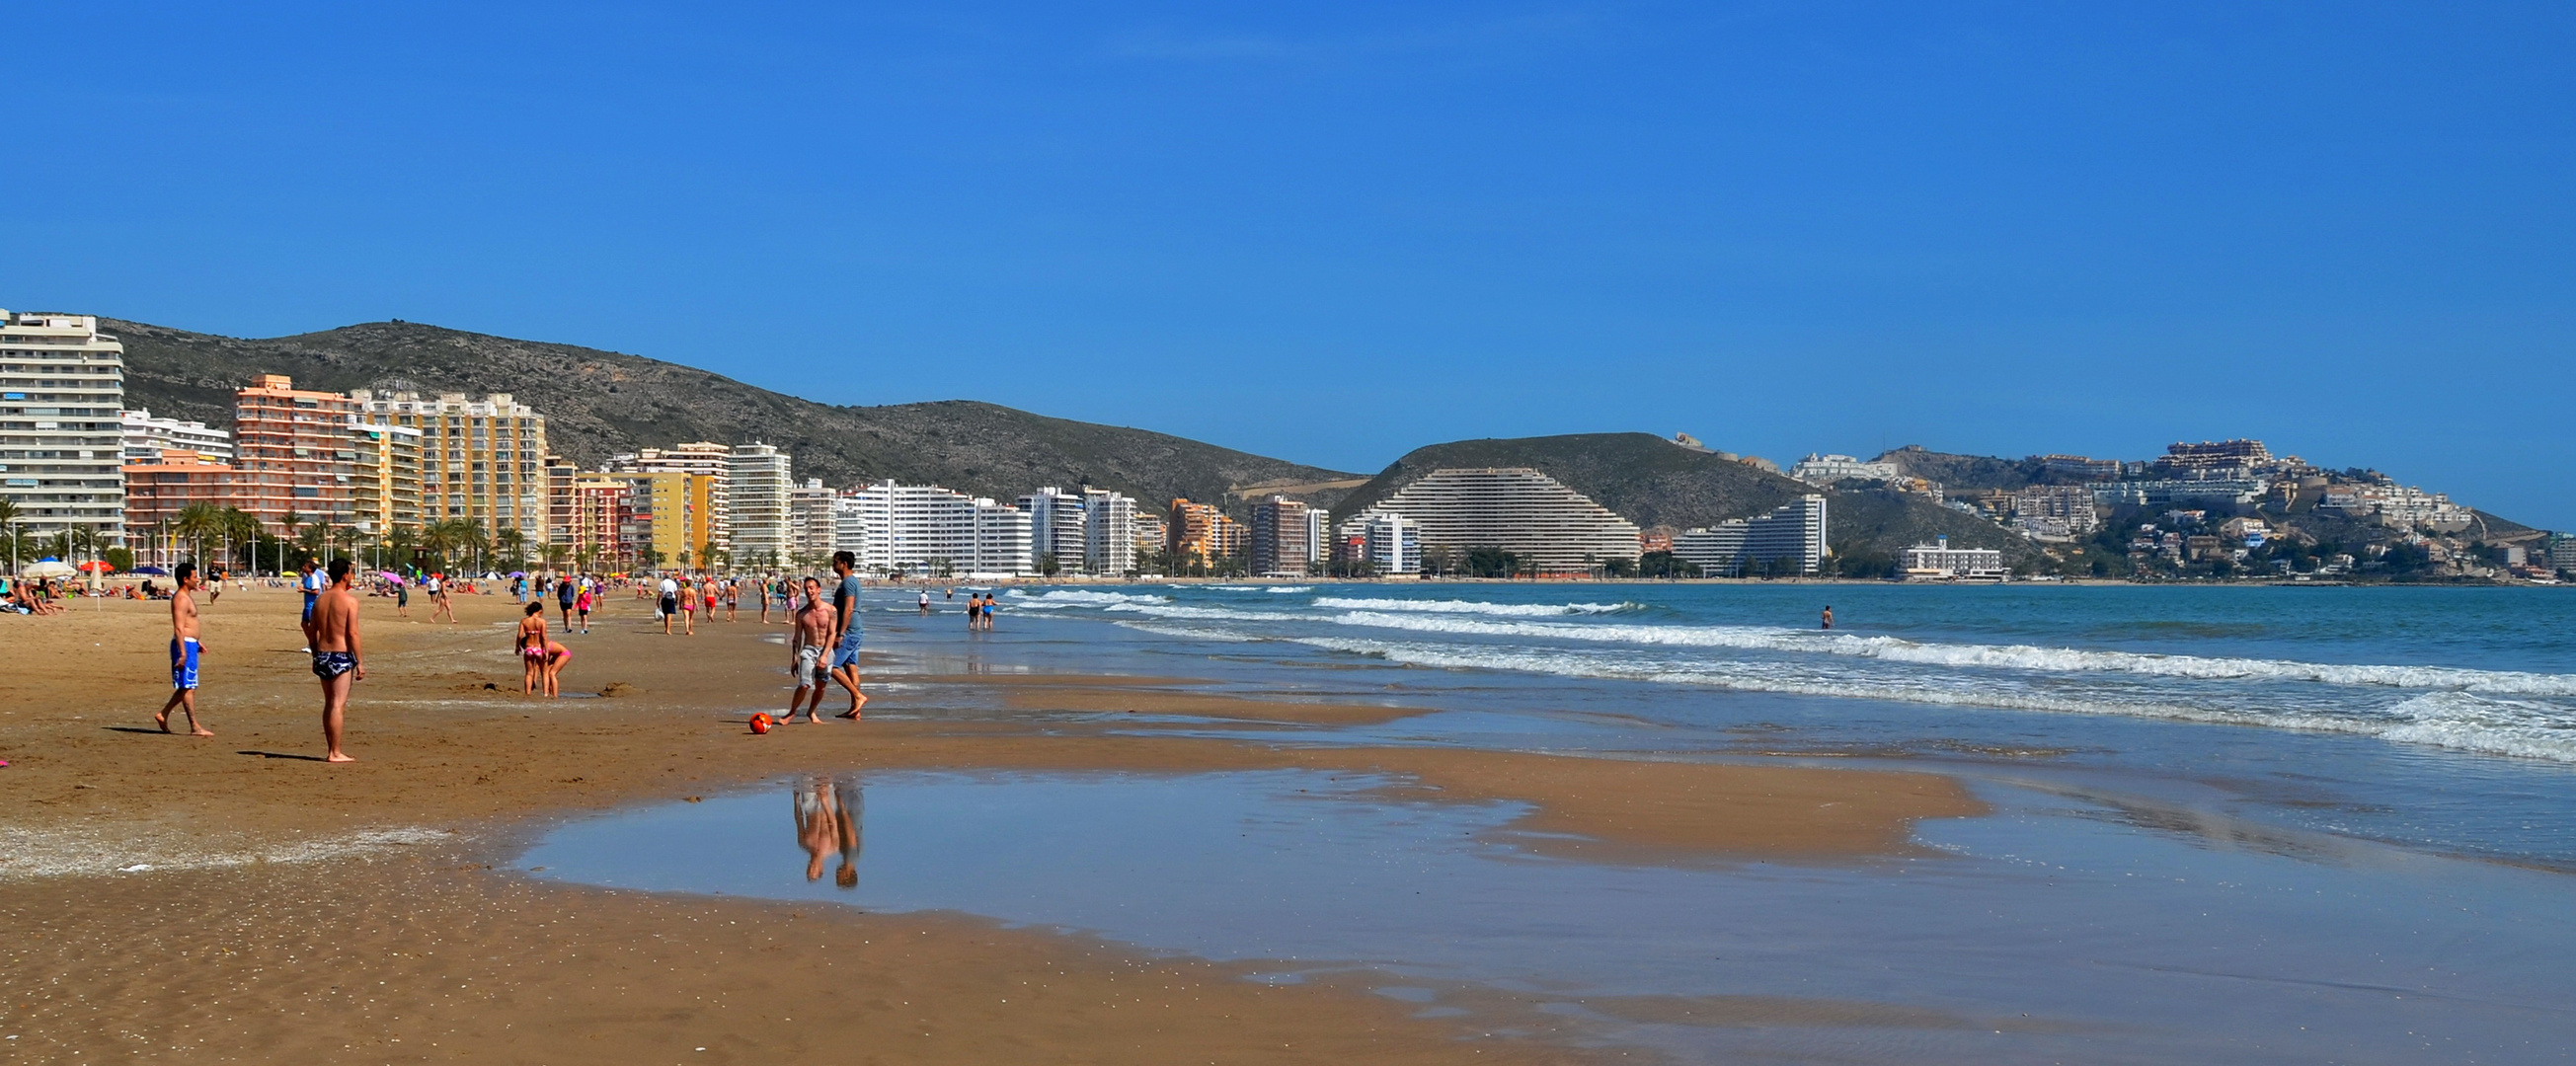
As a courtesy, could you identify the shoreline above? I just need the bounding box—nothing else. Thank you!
[2,585,1986,1063]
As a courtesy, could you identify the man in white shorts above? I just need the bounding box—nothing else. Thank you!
[784,575,833,723]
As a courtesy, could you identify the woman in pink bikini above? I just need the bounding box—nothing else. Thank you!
[515,603,551,695]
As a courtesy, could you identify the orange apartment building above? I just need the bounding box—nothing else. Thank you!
[120,450,252,569]
[1165,497,1247,565]
[232,374,357,531]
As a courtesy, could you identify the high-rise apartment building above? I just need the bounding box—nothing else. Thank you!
[351,388,548,542]
[586,471,707,568]
[565,475,636,570]
[1304,507,1331,569]
[1166,498,1246,566]
[1672,495,1829,576]
[120,409,232,464]
[0,311,126,542]
[233,375,357,533]
[1017,487,1089,573]
[833,488,891,571]
[121,451,250,568]
[1354,468,1639,574]
[348,421,425,538]
[726,443,793,569]
[835,480,1031,575]
[611,442,732,554]
[1081,488,1138,576]
[1334,512,1420,574]
[542,455,580,550]
[788,479,839,566]
[1250,495,1313,577]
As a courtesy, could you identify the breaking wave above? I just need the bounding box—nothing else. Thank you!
[1292,638,2576,763]
[1007,589,1172,609]
[1320,612,2576,697]
[1312,597,1642,618]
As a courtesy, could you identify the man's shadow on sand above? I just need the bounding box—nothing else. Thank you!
[235,750,328,761]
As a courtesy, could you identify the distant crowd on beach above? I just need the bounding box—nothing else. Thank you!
[141,549,893,762]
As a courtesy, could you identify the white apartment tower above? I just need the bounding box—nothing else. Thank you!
[838,480,1032,576]
[1672,495,1829,576]
[787,478,839,566]
[1346,512,1420,574]
[0,312,126,542]
[1081,488,1138,577]
[1016,487,1089,574]
[1357,467,1639,573]
[725,443,793,569]
[120,409,232,464]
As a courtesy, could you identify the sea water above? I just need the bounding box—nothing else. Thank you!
[990,581,2576,869]
[521,583,2576,1063]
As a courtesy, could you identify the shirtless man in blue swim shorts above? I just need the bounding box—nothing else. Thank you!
[309,559,365,763]
[156,562,214,737]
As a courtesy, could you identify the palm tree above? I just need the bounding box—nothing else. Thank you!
[539,542,569,575]
[298,520,330,566]
[496,528,527,571]
[173,502,223,568]
[419,521,457,571]
[448,518,491,573]
[386,523,421,572]
[220,507,260,573]
[0,498,21,574]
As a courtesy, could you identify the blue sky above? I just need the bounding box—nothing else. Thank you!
[7,2,2571,527]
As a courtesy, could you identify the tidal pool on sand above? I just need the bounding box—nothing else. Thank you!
[517,768,2576,1065]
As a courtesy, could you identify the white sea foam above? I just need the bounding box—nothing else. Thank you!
[1210,585,1263,591]
[1101,601,1296,623]
[1319,612,2576,697]
[0,826,457,880]
[1007,589,1171,608]
[1291,637,2576,764]
[1265,585,1314,593]
[1311,597,1641,618]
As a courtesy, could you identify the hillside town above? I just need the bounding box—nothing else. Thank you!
[7,310,2570,584]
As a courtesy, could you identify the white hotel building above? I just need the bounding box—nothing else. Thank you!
[1082,488,1139,577]
[1,312,126,542]
[1353,467,1639,574]
[725,443,794,569]
[121,409,233,464]
[1672,495,1830,575]
[837,481,1032,577]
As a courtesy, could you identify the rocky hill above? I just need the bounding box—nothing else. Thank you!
[1332,433,2037,563]
[107,318,1357,508]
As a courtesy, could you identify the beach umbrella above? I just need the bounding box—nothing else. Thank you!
[77,560,114,573]
[130,566,169,575]
[377,571,407,583]
[21,560,77,579]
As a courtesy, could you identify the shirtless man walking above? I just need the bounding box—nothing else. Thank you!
[309,559,365,763]
[827,551,867,719]
[155,562,214,736]
[784,575,833,723]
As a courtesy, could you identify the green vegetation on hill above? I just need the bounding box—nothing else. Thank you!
[108,318,1356,507]
[1333,433,2037,564]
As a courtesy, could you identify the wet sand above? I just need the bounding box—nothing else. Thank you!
[1,586,1984,1061]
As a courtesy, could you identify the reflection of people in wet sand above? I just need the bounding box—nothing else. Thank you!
[792,777,863,888]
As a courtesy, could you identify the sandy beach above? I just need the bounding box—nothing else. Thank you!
[1,586,1984,1063]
